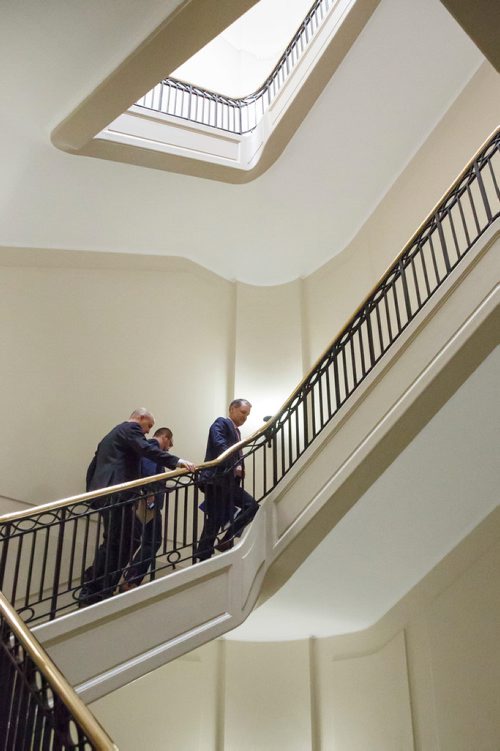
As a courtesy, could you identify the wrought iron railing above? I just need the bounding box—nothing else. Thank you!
[0,128,499,626]
[0,592,117,750]
[136,0,336,134]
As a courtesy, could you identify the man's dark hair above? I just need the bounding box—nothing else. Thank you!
[229,399,252,410]
[154,427,172,439]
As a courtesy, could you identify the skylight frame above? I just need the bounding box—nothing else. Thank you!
[135,0,337,134]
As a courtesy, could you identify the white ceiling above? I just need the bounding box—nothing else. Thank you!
[0,0,483,285]
[227,346,500,640]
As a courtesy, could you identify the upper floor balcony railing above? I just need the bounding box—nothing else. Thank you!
[136,0,336,134]
[0,127,499,627]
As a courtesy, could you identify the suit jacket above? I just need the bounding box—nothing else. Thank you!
[201,417,242,482]
[86,422,179,501]
[140,438,168,511]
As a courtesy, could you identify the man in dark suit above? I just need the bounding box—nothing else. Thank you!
[80,409,194,605]
[120,427,174,590]
[195,399,259,561]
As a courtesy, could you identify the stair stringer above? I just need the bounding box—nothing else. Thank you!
[32,224,500,703]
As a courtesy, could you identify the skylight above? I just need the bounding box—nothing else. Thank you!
[171,0,314,97]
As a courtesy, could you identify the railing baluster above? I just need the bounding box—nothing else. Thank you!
[466,180,482,235]
[262,432,268,496]
[288,411,294,468]
[303,388,310,448]
[427,233,441,286]
[280,424,286,478]
[325,361,332,420]
[272,428,278,486]
[341,343,349,400]
[358,323,367,377]
[175,488,182,554]
[473,160,493,222]
[310,381,317,437]
[295,404,301,456]
[383,289,393,347]
[24,533,37,608]
[333,349,341,411]
[392,279,403,334]
[182,485,189,548]
[446,209,461,265]
[373,299,383,358]
[349,335,357,388]
[435,212,451,272]
[418,242,432,298]
[67,518,79,589]
[11,535,24,606]
[399,258,413,321]
[365,308,376,369]
[0,528,10,591]
[49,509,66,620]
[487,155,500,200]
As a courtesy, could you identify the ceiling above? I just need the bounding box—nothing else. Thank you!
[227,346,500,640]
[0,0,483,285]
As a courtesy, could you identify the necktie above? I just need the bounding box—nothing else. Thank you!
[234,426,243,475]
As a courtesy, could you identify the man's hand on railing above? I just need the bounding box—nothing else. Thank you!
[176,459,196,472]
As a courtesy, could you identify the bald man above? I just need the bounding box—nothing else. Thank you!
[79,409,194,605]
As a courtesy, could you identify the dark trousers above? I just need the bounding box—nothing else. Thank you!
[123,509,163,585]
[80,497,135,603]
[195,477,258,561]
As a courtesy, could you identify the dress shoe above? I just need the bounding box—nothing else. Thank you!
[215,538,234,553]
[119,581,138,593]
[77,587,104,608]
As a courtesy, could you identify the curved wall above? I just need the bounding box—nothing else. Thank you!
[303,61,500,365]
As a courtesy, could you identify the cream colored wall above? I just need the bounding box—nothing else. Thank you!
[224,640,312,751]
[0,254,233,502]
[0,253,308,506]
[303,61,500,365]
[233,280,304,434]
[315,631,414,750]
[90,508,500,750]
[91,640,221,751]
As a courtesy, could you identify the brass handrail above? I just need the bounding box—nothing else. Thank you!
[0,455,234,523]
[0,591,118,750]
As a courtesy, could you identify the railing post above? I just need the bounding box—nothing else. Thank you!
[435,213,451,272]
[398,259,413,322]
[0,525,10,591]
[49,508,66,620]
[303,386,310,448]
[473,160,493,223]
[365,307,376,369]
[272,431,278,487]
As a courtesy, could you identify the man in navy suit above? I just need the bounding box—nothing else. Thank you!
[80,409,194,605]
[195,399,259,561]
[120,427,174,590]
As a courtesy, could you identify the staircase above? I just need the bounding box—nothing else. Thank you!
[1,129,499,706]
